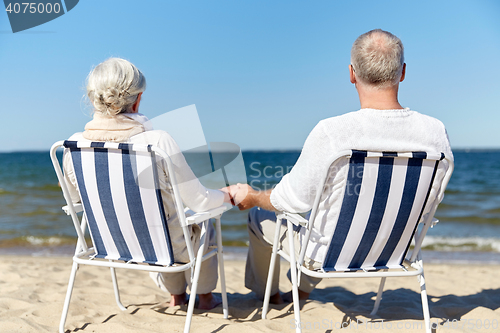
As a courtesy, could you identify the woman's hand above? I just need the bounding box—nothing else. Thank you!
[220,184,240,206]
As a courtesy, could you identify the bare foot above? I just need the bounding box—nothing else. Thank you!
[198,292,222,310]
[281,289,310,303]
[269,292,284,304]
[170,292,188,307]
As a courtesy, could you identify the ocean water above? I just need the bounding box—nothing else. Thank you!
[1,150,500,261]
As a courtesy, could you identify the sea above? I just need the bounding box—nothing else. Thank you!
[1,150,500,263]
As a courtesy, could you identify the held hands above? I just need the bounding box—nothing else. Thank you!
[220,183,256,210]
[234,183,256,210]
[219,184,240,206]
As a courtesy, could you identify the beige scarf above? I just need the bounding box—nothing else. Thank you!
[82,112,146,142]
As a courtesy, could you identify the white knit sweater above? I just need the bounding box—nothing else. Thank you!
[63,113,224,262]
[270,108,453,262]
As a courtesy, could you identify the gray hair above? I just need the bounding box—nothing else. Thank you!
[351,29,404,88]
[86,58,146,115]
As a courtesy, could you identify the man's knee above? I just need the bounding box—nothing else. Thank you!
[249,206,276,225]
[247,207,263,240]
[247,207,276,236]
[247,206,260,224]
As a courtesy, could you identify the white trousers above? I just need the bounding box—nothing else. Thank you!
[151,221,218,295]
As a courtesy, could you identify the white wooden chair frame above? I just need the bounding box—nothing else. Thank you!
[50,140,229,333]
[261,150,454,333]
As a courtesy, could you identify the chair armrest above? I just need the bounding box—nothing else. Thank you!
[185,205,228,225]
[62,203,83,215]
[277,212,308,227]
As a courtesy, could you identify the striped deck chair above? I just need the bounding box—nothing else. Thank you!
[262,150,454,333]
[50,140,229,333]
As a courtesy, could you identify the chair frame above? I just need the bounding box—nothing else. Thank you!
[50,140,229,333]
[261,150,454,333]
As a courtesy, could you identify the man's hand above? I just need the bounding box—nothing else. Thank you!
[235,183,277,211]
[221,183,275,211]
[234,183,254,210]
[219,184,240,206]
[219,183,254,209]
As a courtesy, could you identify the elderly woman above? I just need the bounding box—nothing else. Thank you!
[63,57,233,309]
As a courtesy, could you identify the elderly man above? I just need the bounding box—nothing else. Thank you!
[234,29,453,303]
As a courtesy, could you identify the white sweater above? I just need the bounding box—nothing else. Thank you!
[63,113,224,262]
[270,108,453,262]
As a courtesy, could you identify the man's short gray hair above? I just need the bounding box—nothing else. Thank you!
[87,58,146,115]
[351,29,404,88]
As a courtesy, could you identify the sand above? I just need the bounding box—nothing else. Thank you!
[0,254,499,333]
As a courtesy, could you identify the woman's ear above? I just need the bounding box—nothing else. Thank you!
[131,92,143,113]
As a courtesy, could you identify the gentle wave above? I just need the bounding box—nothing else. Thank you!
[19,209,60,217]
[0,188,15,195]
[487,207,500,214]
[0,234,248,250]
[0,235,81,248]
[1,234,499,254]
[30,184,62,192]
[437,216,500,225]
[421,236,500,252]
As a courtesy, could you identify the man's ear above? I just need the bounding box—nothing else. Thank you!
[349,64,356,84]
[400,63,406,82]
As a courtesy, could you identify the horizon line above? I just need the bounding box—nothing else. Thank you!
[2,147,500,154]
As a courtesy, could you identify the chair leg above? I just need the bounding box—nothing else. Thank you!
[287,221,302,333]
[262,217,282,319]
[370,277,386,315]
[59,262,79,333]
[110,267,127,311]
[215,217,229,319]
[418,271,432,333]
[184,222,208,333]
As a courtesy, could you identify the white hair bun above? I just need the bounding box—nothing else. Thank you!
[87,58,146,115]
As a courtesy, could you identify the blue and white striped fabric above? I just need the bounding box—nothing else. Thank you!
[322,150,443,272]
[64,140,174,266]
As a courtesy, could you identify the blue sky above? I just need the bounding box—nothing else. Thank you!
[0,0,499,152]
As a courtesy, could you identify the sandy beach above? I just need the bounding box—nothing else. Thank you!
[1,253,500,333]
